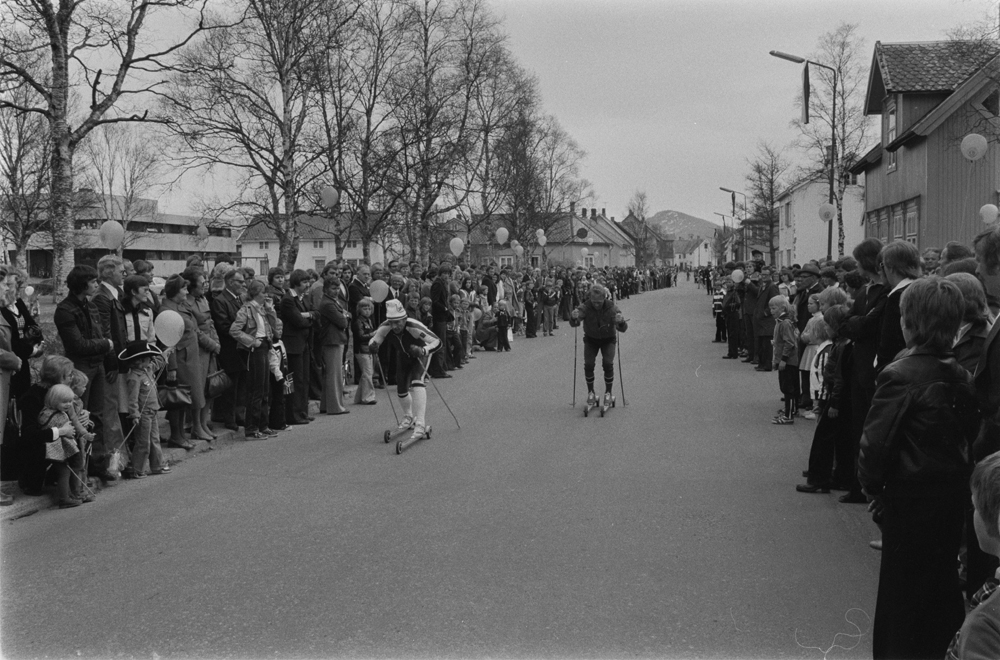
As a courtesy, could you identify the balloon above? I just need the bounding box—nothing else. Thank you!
[472,308,483,322]
[154,309,185,348]
[369,279,390,303]
[581,247,589,256]
[99,220,124,250]
[510,239,519,248]
[196,224,209,238]
[731,269,745,283]
[514,245,524,257]
[587,236,594,245]
[818,203,837,223]
[537,236,547,247]
[982,204,1000,224]
[320,185,339,208]
[449,237,464,256]
[535,228,545,238]
[495,227,509,244]
[23,286,34,297]
[962,133,989,162]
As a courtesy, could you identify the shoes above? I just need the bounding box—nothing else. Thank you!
[77,493,96,503]
[839,492,868,504]
[722,355,737,359]
[772,414,794,425]
[167,441,195,450]
[224,424,239,431]
[359,400,377,405]
[245,431,268,440]
[290,420,309,425]
[271,425,288,431]
[829,481,850,491]
[260,428,279,437]
[755,366,772,372]
[398,415,414,430]
[801,471,811,478]
[327,410,349,415]
[149,466,171,475]
[121,469,144,480]
[0,492,13,506]
[307,416,316,422]
[869,540,883,551]
[740,358,754,363]
[58,498,82,509]
[801,411,817,420]
[586,392,597,406]
[796,483,830,494]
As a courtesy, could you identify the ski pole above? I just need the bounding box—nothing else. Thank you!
[376,356,399,426]
[572,324,578,407]
[427,376,461,429]
[617,328,627,407]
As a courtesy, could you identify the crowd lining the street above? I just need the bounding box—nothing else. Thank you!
[0,256,676,512]
[703,226,1000,659]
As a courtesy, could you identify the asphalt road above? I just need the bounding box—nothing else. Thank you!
[1,280,880,659]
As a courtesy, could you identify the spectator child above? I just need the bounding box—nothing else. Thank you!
[352,297,377,405]
[446,294,465,368]
[771,296,800,425]
[38,384,91,507]
[459,299,473,361]
[418,297,433,328]
[120,342,168,479]
[798,293,824,416]
[68,370,94,434]
[496,300,512,352]
[268,319,290,430]
[712,284,726,342]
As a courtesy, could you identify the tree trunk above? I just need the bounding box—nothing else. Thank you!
[49,124,75,298]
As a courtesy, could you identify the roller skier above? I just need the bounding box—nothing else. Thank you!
[369,299,441,444]
[570,284,628,413]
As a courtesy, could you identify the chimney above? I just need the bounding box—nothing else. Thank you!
[611,216,615,222]
[569,201,575,215]
[601,208,606,217]
[590,208,596,218]
[581,208,586,218]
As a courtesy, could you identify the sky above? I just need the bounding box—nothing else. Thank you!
[485,0,995,224]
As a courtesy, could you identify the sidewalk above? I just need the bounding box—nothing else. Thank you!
[3,416,242,522]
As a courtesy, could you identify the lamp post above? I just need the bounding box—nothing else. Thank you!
[770,49,837,259]
[720,187,747,260]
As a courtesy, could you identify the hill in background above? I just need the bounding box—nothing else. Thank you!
[650,210,720,241]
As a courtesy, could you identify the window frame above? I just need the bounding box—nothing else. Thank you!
[884,98,897,173]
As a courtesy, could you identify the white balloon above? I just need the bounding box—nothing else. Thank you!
[196,224,209,238]
[369,279,389,303]
[514,245,524,257]
[581,247,589,256]
[510,239,519,248]
[449,237,464,256]
[981,204,1000,224]
[23,285,34,297]
[731,269,745,283]
[99,220,125,250]
[320,185,340,208]
[537,236,547,247]
[962,134,989,162]
[495,227,509,245]
[154,309,185,348]
[587,236,594,245]
[818,203,837,223]
[535,228,545,238]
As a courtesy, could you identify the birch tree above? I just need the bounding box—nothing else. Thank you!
[745,142,787,265]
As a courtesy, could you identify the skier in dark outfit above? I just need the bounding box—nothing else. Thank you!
[570,284,628,408]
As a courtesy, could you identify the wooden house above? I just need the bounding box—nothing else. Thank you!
[849,40,999,250]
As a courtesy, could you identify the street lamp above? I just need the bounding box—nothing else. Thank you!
[770,49,837,259]
[720,187,747,260]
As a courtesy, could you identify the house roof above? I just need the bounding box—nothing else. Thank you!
[237,214,350,243]
[776,174,826,202]
[866,40,992,114]
[848,143,883,175]
[457,211,634,249]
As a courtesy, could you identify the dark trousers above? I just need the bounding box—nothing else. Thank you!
[378,342,396,385]
[755,335,772,370]
[213,349,245,427]
[496,324,511,351]
[73,361,106,470]
[244,346,270,434]
[269,376,286,429]
[431,321,450,374]
[778,366,797,416]
[525,303,536,337]
[742,316,755,360]
[310,336,324,400]
[841,382,874,494]
[714,315,727,342]
[725,313,741,357]
[799,369,812,408]
[806,402,841,484]
[285,350,310,423]
[447,332,463,366]
[873,486,966,659]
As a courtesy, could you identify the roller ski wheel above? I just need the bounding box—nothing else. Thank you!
[600,394,614,417]
[396,425,431,454]
[385,417,414,443]
[584,394,597,417]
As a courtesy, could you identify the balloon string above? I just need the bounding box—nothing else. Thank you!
[963,160,975,228]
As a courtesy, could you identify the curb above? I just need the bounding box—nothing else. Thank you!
[2,422,241,522]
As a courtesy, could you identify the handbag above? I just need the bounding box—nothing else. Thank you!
[158,381,193,411]
[205,369,233,400]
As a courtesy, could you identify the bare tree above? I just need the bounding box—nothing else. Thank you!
[77,123,166,253]
[0,84,51,272]
[744,142,787,265]
[0,0,238,293]
[791,22,876,257]
[392,0,506,265]
[626,189,654,267]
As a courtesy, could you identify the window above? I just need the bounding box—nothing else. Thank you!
[892,206,904,238]
[344,240,359,250]
[312,240,324,249]
[866,212,878,239]
[885,101,897,172]
[786,249,791,267]
[878,209,889,243]
[531,256,540,268]
[499,256,513,267]
[585,255,595,267]
[783,202,791,227]
[904,199,919,246]
[259,242,269,250]
[314,259,325,271]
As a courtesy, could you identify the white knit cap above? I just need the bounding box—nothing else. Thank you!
[385,298,407,321]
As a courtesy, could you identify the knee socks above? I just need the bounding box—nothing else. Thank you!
[399,392,413,420]
[584,363,595,392]
[411,386,427,428]
[603,362,614,394]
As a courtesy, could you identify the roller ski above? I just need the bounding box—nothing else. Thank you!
[383,416,414,443]
[583,391,598,417]
[599,392,615,417]
[396,424,432,454]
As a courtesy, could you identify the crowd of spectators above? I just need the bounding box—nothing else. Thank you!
[706,226,1000,658]
[0,254,676,511]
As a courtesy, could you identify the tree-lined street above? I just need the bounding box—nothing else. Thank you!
[1,282,879,658]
